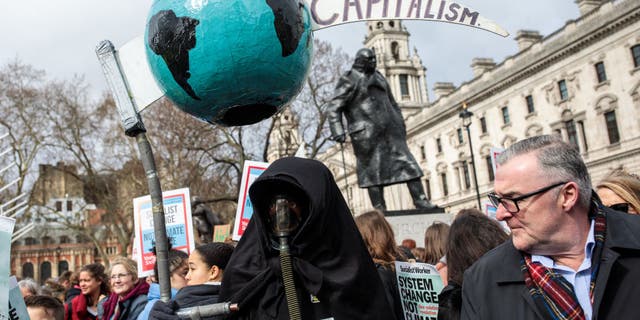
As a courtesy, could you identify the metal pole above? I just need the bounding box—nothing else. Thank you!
[465,125,482,209]
[96,40,171,302]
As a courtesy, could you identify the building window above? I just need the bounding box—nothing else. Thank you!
[595,62,607,83]
[501,106,510,125]
[632,45,640,68]
[59,236,70,244]
[565,120,579,151]
[436,138,442,153]
[440,173,448,196]
[479,117,487,134]
[558,80,569,100]
[66,200,72,211]
[578,121,588,151]
[462,161,471,189]
[399,74,410,98]
[391,41,400,60]
[25,237,37,245]
[420,145,426,160]
[424,179,431,199]
[457,128,464,144]
[525,95,535,114]
[485,155,495,181]
[55,201,62,212]
[605,110,620,144]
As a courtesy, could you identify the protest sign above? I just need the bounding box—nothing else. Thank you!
[395,261,444,320]
[307,0,509,37]
[3,277,28,320]
[232,161,269,241]
[213,224,231,242]
[0,217,15,319]
[489,147,504,176]
[386,213,452,247]
[133,188,195,277]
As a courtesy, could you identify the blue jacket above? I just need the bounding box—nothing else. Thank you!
[137,283,178,320]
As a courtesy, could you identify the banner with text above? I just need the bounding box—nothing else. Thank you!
[306,0,508,36]
[133,188,195,277]
[395,261,444,320]
[232,161,269,241]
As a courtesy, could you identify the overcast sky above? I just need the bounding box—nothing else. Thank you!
[0,0,579,101]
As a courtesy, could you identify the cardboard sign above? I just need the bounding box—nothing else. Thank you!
[133,188,195,277]
[0,217,15,319]
[395,261,444,320]
[232,161,270,241]
[306,0,509,37]
[213,224,231,242]
[4,277,28,320]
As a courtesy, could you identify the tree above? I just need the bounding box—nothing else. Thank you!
[0,61,51,208]
[287,39,352,158]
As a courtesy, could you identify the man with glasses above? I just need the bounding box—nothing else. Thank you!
[461,135,640,320]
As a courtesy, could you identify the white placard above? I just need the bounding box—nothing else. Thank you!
[133,188,195,277]
[232,161,270,241]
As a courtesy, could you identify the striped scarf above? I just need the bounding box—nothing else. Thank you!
[520,200,606,320]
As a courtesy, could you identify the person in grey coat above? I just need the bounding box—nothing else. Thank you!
[327,48,434,211]
[462,135,640,319]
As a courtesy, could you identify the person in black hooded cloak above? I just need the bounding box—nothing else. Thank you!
[218,157,396,320]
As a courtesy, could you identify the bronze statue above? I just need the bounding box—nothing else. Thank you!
[327,48,435,211]
[191,196,223,243]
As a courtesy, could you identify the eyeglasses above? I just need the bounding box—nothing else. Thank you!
[608,203,629,213]
[110,273,131,280]
[488,181,568,214]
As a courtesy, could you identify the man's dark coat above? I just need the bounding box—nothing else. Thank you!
[327,68,423,188]
[461,207,640,320]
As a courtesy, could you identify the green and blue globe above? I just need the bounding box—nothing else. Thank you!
[145,0,313,126]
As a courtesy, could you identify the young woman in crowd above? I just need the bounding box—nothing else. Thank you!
[355,210,406,320]
[64,263,109,320]
[148,242,234,320]
[99,257,149,320]
[137,249,189,320]
[437,213,508,320]
[424,222,449,265]
[596,169,640,214]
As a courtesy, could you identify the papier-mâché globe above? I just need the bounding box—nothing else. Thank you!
[145,0,313,126]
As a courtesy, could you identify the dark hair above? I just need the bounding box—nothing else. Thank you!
[153,249,189,280]
[79,263,110,296]
[195,242,234,270]
[24,295,65,320]
[446,214,509,286]
[437,284,462,320]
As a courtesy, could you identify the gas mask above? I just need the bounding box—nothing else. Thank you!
[267,194,303,238]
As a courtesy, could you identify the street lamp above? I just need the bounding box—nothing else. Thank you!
[459,103,482,209]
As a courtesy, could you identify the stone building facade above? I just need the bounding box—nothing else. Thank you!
[315,0,640,215]
[10,163,122,283]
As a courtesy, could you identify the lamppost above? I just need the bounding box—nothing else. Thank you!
[459,103,482,209]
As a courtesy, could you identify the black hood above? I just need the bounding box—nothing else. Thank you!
[219,157,395,319]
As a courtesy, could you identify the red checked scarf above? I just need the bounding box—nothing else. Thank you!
[520,199,606,320]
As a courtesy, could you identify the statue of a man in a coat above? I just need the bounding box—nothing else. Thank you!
[327,48,435,211]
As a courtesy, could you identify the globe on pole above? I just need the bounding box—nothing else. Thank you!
[145,0,313,126]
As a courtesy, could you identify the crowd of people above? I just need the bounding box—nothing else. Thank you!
[16,135,640,320]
